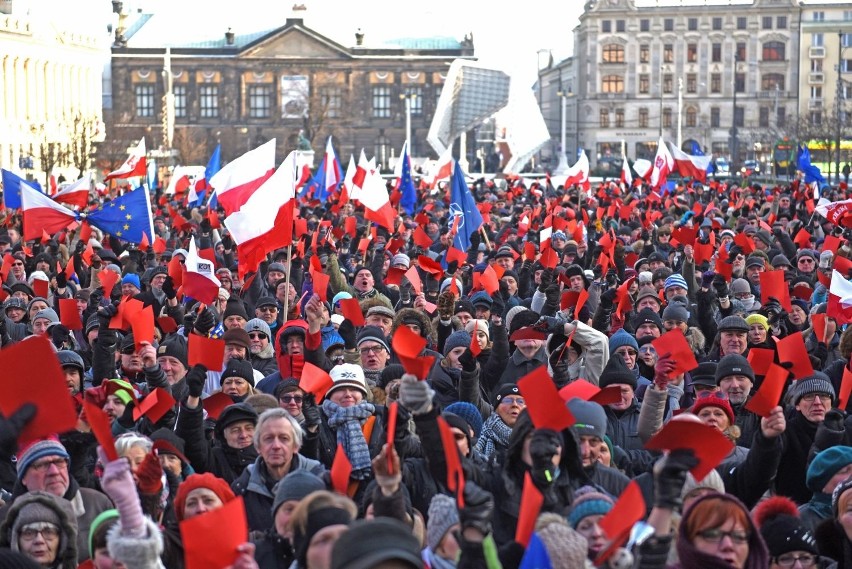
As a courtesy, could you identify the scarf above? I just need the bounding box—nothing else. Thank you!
[475,413,513,462]
[666,381,684,412]
[322,399,376,479]
[424,547,457,569]
[363,368,381,388]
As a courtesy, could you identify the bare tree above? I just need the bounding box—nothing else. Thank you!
[34,130,67,188]
[94,136,136,177]
[788,114,850,180]
[68,113,100,179]
[172,127,211,165]
[287,77,352,152]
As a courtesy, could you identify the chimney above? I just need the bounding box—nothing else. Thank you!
[225,27,235,45]
[355,28,364,46]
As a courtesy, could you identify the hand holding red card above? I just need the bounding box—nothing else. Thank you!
[760,270,792,312]
[392,325,433,379]
[745,363,789,417]
[181,496,248,569]
[299,362,334,401]
[596,480,646,564]
[518,367,575,431]
[188,334,225,369]
[338,298,365,327]
[651,329,699,378]
[776,333,814,380]
[132,388,176,424]
[645,418,734,480]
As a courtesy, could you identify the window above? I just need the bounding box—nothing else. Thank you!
[710,107,721,127]
[845,10,852,20]
[664,44,674,63]
[735,73,745,93]
[248,85,272,118]
[763,41,786,61]
[688,18,698,31]
[174,85,187,118]
[602,44,625,63]
[712,43,722,62]
[811,86,823,99]
[639,74,650,94]
[777,107,786,127]
[663,107,672,128]
[639,44,650,63]
[687,74,697,93]
[844,59,852,73]
[812,59,823,72]
[686,107,697,127]
[813,33,824,47]
[639,108,649,127]
[811,111,822,124]
[734,106,744,127]
[711,73,722,93]
[664,18,674,31]
[374,135,391,170]
[640,19,650,32]
[759,107,770,127]
[601,20,611,33]
[761,73,785,91]
[737,16,747,29]
[372,86,391,118]
[403,86,422,115]
[321,87,342,118]
[687,43,698,63]
[777,16,787,29]
[762,16,772,29]
[615,109,624,127]
[712,17,722,30]
[843,34,852,48]
[812,11,824,22]
[616,20,625,32]
[199,85,219,118]
[600,109,610,128]
[135,84,155,118]
[601,75,624,93]
[736,42,746,62]
[663,74,673,93]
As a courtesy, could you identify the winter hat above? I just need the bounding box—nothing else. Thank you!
[608,328,638,354]
[753,496,818,558]
[493,383,521,406]
[16,438,69,480]
[505,305,529,334]
[632,308,663,333]
[57,350,85,372]
[568,486,614,528]
[0,550,45,569]
[356,326,389,352]
[832,476,852,517]
[244,318,272,338]
[391,253,410,268]
[439,278,463,297]
[366,305,395,321]
[328,363,369,399]
[426,494,460,551]
[173,473,236,521]
[214,402,258,437]
[535,514,590,569]
[635,285,661,306]
[8,492,75,558]
[272,470,326,516]
[691,362,718,386]
[718,315,750,333]
[465,319,490,342]
[598,353,637,390]
[156,334,188,368]
[501,269,519,283]
[121,273,141,290]
[692,391,735,425]
[330,517,422,569]
[220,358,256,387]
[771,254,793,269]
[806,446,852,493]
[33,308,59,326]
[267,262,287,275]
[379,364,405,389]
[664,274,688,292]
[454,299,475,318]
[508,309,541,337]
[680,469,725,500]
[444,402,484,439]
[443,331,471,356]
[729,279,752,296]
[567,399,607,439]
[714,354,755,385]
[85,313,100,335]
[791,372,836,406]
[223,299,249,321]
[470,291,493,309]
[746,255,766,269]
[662,301,690,323]
[222,328,251,350]
[442,413,473,448]
[150,428,188,465]
[745,314,769,331]
[273,378,301,399]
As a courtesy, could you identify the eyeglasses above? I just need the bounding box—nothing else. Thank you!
[798,258,815,264]
[638,346,656,354]
[19,524,60,541]
[12,262,23,266]
[499,396,525,406]
[258,306,278,312]
[249,332,268,340]
[359,345,386,355]
[801,393,832,403]
[279,395,304,404]
[695,528,750,544]
[697,390,728,400]
[774,553,818,568]
[120,346,136,355]
[29,457,68,473]
[616,348,637,357]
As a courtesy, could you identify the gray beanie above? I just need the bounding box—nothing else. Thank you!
[567,399,607,439]
[244,318,272,338]
[426,494,459,552]
[271,470,326,515]
[443,331,471,356]
[391,253,410,268]
[33,308,59,325]
[662,301,690,323]
[791,372,836,405]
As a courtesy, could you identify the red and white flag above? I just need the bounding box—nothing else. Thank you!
[52,174,91,209]
[322,136,342,196]
[428,146,454,189]
[633,158,653,181]
[669,143,712,183]
[348,150,371,202]
[339,154,356,204]
[650,137,674,189]
[561,150,590,190]
[829,269,852,324]
[539,226,553,250]
[104,138,147,181]
[209,139,276,216]
[183,236,221,304]
[815,198,852,228]
[224,151,298,278]
[21,181,77,242]
[355,159,396,231]
[620,156,633,186]
[164,166,195,196]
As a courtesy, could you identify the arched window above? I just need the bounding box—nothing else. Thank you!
[686,107,697,127]
[602,44,625,63]
[762,41,786,61]
[601,75,624,93]
[761,73,785,91]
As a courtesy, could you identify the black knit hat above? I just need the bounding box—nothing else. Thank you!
[157,334,188,368]
[598,353,637,390]
[223,299,249,321]
[330,518,422,569]
[714,354,755,385]
[760,514,818,557]
[221,358,256,387]
[508,309,540,337]
[631,308,663,332]
[493,383,521,406]
[454,299,475,317]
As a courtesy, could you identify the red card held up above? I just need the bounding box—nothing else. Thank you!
[299,362,334,401]
[403,266,423,295]
[0,336,77,442]
[811,313,827,344]
[596,480,647,564]
[132,388,176,424]
[330,443,352,495]
[156,316,179,334]
[385,267,406,287]
[747,348,776,377]
[775,333,814,380]
[180,495,247,569]
[745,363,788,418]
[591,385,625,407]
[99,269,119,295]
[58,298,82,330]
[651,329,699,378]
[437,416,465,508]
[558,379,600,402]
[202,392,234,420]
[645,418,734,481]
[32,278,49,299]
[840,366,852,410]
[760,270,792,312]
[518,366,575,431]
[188,334,225,370]
[386,402,398,474]
[514,472,543,547]
[310,269,330,302]
[338,298,365,327]
[509,327,548,342]
[131,305,155,351]
[82,400,118,462]
[392,325,433,379]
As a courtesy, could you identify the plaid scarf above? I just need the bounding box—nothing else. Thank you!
[475,413,513,462]
[322,399,376,479]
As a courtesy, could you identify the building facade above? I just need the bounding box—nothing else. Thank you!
[540,0,802,175]
[105,9,474,176]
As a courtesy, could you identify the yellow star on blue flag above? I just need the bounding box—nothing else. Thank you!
[86,186,154,245]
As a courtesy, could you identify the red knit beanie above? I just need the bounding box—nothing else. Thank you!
[173,473,235,521]
[691,392,735,426]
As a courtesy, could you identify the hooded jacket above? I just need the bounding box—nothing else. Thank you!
[0,491,79,569]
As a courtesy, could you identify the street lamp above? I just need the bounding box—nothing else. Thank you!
[399,91,417,149]
[731,54,739,175]
[555,87,573,173]
[659,65,670,138]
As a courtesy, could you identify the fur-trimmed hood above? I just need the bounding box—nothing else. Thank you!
[392,307,433,339]
[0,491,78,569]
[685,326,706,356]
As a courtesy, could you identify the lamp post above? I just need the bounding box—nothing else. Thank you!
[837,30,847,182]
[659,65,665,138]
[731,54,739,176]
[400,91,416,149]
[555,87,572,173]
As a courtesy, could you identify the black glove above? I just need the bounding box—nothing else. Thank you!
[50,324,72,349]
[0,403,36,452]
[88,288,104,309]
[538,268,554,293]
[544,282,560,308]
[338,319,357,350]
[605,268,619,288]
[162,276,177,300]
[458,482,494,536]
[712,274,729,299]
[700,271,715,289]
[534,315,566,335]
[302,394,321,429]
[116,401,136,429]
[221,234,234,251]
[446,260,459,275]
[726,245,742,264]
[490,292,505,321]
[458,348,477,373]
[193,307,217,336]
[55,270,67,290]
[74,240,86,255]
[469,230,481,250]
[652,448,699,511]
[599,287,618,307]
[498,279,510,302]
[185,364,207,398]
[200,218,212,235]
[97,302,119,329]
[528,429,562,487]
[593,264,604,281]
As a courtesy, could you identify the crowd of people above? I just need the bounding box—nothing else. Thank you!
[0,171,852,569]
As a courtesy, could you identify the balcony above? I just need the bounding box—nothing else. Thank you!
[809,72,825,84]
[809,46,826,58]
[808,98,824,110]
[755,91,792,99]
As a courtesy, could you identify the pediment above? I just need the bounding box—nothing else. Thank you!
[242,26,350,60]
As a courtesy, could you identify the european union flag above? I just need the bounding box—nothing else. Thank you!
[449,161,483,252]
[399,150,417,216]
[1,168,26,209]
[86,185,155,244]
[797,145,826,185]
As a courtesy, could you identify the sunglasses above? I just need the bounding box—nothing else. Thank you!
[120,346,136,355]
[279,395,303,404]
[258,306,278,312]
[249,332,268,340]
[696,390,728,400]
[616,348,637,357]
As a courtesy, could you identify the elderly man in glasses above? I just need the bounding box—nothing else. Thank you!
[245,318,277,377]
[254,297,281,338]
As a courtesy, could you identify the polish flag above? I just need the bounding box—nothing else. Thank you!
[428,146,454,188]
[620,156,633,186]
[52,174,91,209]
[209,139,276,216]
[105,138,147,181]
[183,236,221,304]
[539,226,553,250]
[356,162,396,231]
[633,159,653,181]
[650,137,674,189]
[562,150,590,190]
[48,175,57,196]
[224,151,298,278]
[322,136,343,197]
[669,143,712,183]
[165,166,194,196]
[816,198,852,228]
[348,150,371,202]
[829,269,852,324]
[339,155,356,204]
[21,181,78,241]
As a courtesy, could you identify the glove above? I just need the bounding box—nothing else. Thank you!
[491,292,505,321]
[498,280,510,302]
[398,375,434,416]
[338,320,357,350]
[55,270,67,289]
[700,271,715,289]
[161,276,177,300]
[221,234,234,251]
[97,302,119,329]
[97,449,146,537]
[653,354,676,389]
[605,268,619,288]
[458,348,477,373]
[437,291,456,320]
[458,482,494,536]
[446,260,459,275]
[726,245,742,264]
[0,404,36,452]
[712,274,729,299]
[135,452,163,495]
[200,218,212,235]
[593,264,604,281]
[538,268,554,293]
[544,282,560,308]
[599,287,618,307]
[50,324,72,349]
[116,401,136,429]
[182,310,197,335]
[652,448,699,511]
[529,429,562,486]
[823,408,845,432]
[301,394,321,430]
[534,315,566,335]
[75,240,86,255]
[193,307,217,336]
[186,364,208,398]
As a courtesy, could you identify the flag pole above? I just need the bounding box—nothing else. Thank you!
[479,226,492,251]
[283,244,293,319]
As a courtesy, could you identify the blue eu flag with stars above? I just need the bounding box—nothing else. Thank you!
[86,185,155,244]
